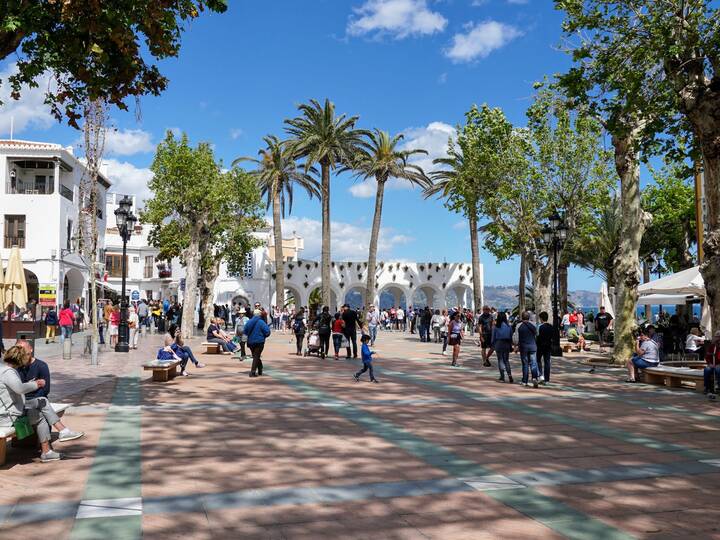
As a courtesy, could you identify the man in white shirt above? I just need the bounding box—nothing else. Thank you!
[397,307,405,332]
[366,306,379,346]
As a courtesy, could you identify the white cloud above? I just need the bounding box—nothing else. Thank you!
[401,121,456,173]
[445,21,522,63]
[229,128,243,140]
[102,159,154,205]
[348,0,447,39]
[349,181,378,198]
[103,128,154,156]
[0,63,55,136]
[281,216,413,260]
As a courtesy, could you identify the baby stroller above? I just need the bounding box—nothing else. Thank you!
[304,330,322,357]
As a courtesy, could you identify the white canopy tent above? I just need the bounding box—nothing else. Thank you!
[600,282,615,317]
[637,265,712,338]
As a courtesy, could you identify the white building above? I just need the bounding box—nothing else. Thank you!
[104,193,180,302]
[0,139,110,309]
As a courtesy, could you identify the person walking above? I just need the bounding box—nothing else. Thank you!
[234,308,251,360]
[292,308,307,355]
[341,304,360,359]
[128,306,139,350]
[431,309,443,343]
[354,334,379,383]
[517,311,540,388]
[397,307,406,332]
[109,304,120,348]
[492,312,513,383]
[317,306,333,359]
[477,306,494,367]
[448,311,464,367]
[44,306,58,344]
[58,301,75,346]
[595,306,614,353]
[439,309,450,356]
[365,305,379,347]
[244,309,271,377]
[536,311,553,384]
[331,313,345,360]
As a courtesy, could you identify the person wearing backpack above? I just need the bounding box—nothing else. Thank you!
[492,312,514,383]
[478,306,494,367]
[234,308,251,360]
[317,306,333,358]
[517,311,540,388]
[292,308,307,355]
[44,306,59,344]
[536,311,554,384]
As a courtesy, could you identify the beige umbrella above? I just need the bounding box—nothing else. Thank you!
[3,246,28,312]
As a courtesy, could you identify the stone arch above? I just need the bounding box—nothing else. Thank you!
[62,268,85,307]
[377,283,410,310]
[309,285,340,312]
[275,283,304,310]
[413,282,444,309]
[445,281,474,310]
[343,284,367,310]
[231,294,250,308]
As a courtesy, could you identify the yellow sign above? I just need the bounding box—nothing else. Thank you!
[39,284,57,307]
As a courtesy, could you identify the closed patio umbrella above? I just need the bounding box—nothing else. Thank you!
[3,246,28,312]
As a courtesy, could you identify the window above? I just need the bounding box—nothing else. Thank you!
[105,254,127,278]
[4,215,26,248]
[133,256,140,263]
[144,256,154,278]
[242,253,253,278]
[66,219,73,250]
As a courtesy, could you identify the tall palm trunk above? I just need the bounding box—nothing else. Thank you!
[365,177,386,307]
[612,127,650,365]
[468,211,482,309]
[272,183,285,309]
[320,158,331,307]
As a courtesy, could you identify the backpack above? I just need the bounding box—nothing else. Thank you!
[318,313,331,332]
[45,311,58,326]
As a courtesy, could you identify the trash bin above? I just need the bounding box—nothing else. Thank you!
[17,330,35,356]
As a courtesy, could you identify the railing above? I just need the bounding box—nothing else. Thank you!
[6,182,53,195]
[4,236,25,249]
[60,185,73,202]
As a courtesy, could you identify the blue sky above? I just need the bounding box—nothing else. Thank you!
[0,0,610,291]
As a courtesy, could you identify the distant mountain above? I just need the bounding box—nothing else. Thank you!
[484,285,600,310]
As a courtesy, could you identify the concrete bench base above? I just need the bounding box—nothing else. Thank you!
[143,360,182,382]
[0,403,70,466]
[642,366,704,393]
[201,342,222,354]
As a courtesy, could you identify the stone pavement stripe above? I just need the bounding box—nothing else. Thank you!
[414,354,720,424]
[2,458,717,526]
[69,374,142,540]
[381,368,712,461]
[271,369,635,540]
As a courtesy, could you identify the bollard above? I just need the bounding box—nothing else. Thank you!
[63,339,72,360]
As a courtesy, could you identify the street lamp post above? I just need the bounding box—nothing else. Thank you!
[114,196,137,353]
[542,211,568,358]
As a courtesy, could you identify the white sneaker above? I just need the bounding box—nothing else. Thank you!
[41,450,61,462]
[442,351,447,356]
[181,370,190,376]
[57,429,84,442]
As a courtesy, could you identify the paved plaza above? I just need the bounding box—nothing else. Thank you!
[2,328,720,539]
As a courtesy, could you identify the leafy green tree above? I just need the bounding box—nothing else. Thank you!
[641,162,697,273]
[0,1,227,127]
[143,131,263,338]
[234,135,320,311]
[554,0,719,355]
[284,99,366,307]
[347,129,430,307]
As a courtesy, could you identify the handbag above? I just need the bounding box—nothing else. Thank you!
[13,415,34,440]
[341,335,350,348]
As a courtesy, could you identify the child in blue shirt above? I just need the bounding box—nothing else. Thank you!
[354,334,379,383]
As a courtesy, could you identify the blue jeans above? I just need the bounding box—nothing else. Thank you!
[631,356,658,370]
[208,337,235,352]
[368,325,377,345]
[537,350,551,382]
[332,334,343,355]
[704,366,720,393]
[355,361,376,381]
[520,349,539,383]
[496,349,511,377]
[60,325,73,343]
[177,345,199,369]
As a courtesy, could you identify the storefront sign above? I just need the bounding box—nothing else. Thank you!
[39,284,57,307]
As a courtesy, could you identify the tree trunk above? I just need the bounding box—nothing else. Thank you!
[685,99,720,335]
[272,184,285,310]
[468,211,482,309]
[365,177,386,308]
[529,259,552,320]
[612,128,650,365]
[320,159,331,307]
[181,227,202,340]
[518,252,527,313]
[558,261,568,313]
[201,259,220,333]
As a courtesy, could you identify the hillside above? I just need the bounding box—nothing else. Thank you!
[484,285,600,310]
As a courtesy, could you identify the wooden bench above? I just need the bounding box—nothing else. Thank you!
[201,342,222,354]
[1,403,70,466]
[641,366,704,393]
[143,360,182,382]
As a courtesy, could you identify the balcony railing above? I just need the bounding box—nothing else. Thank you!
[60,185,74,202]
[6,181,54,195]
[4,236,25,249]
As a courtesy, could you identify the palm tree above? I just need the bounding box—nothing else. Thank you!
[348,129,430,307]
[233,135,320,309]
[285,99,366,306]
[425,150,484,310]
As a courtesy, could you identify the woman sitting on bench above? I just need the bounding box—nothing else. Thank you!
[207,317,237,353]
[0,345,84,463]
[166,324,205,375]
